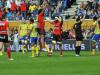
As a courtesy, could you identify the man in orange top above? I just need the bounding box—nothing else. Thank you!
[0,17,13,60]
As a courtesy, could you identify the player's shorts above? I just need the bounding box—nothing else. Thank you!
[92,34,100,41]
[20,35,28,43]
[76,36,83,41]
[52,34,62,44]
[37,28,45,35]
[30,37,38,44]
[0,34,9,43]
[75,33,83,41]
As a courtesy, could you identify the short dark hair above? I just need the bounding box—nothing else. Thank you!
[30,18,34,23]
[93,16,97,21]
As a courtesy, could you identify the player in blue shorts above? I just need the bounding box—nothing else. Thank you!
[19,19,28,54]
[28,19,39,57]
[91,17,100,55]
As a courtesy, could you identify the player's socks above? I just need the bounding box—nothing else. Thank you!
[45,43,49,52]
[22,45,25,54]
[36,46,39,56]
[31,46,35,57]
[25,44,28,53]
[7,48,11,60]
[91,43,96,55]
[60,50,63,56]
[48,49,52,56]
[77,46,81,55]
[0,48,3,56]
[75,46,78,55]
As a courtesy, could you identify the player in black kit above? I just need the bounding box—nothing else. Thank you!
[73,17,84,56]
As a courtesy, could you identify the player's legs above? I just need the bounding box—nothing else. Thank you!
[49,34,57,56]
[91,34,100,55]
[91,40,96,55]
[21,40,25,54]
[30,37,35,57]
[30,37,39,57]
[35,45,39,56]
[38,29,46,51]
[6,42,13,60]
[77,41,82,55]
[58,42,63,56]
[20,36,28,54]
[75,39,82,56]
[57,35,63,56]
[24,39,28,53]
[75,41,82,56]
[40,34,46,51]
[0,42,3,56]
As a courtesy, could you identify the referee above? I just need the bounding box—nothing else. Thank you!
[73,17,83,56]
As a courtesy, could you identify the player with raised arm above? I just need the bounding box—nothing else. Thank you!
[73,16,84,56]
[37,9,47,52]
[46,16,63,56]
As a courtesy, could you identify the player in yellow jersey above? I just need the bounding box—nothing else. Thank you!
[91,16,100,55]
[27,18,39,57]
[19,19,28,54]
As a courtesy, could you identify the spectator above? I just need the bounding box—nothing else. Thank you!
[6,9,12,20]
[0,9,2,20]
[0,0,3,8]
[20,1,27,19]
[10,1,17,14]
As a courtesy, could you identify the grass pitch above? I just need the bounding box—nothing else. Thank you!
[0,51,100,75]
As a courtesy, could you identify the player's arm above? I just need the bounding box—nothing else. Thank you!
[7,23,11,41]
[92,21,98,34]
[45,17,53,24]
[18,24,21,38]
[59,16,63,25]
[80,15,85,22]
[59,16,63,30]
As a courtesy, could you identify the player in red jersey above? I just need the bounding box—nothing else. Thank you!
[37,9,47,51]
[0,18,13,60]
[46,16,63,56]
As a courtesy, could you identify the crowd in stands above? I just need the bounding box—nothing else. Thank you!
[0,0,76,21]
[0,0,100,20]
[73,0,100,19]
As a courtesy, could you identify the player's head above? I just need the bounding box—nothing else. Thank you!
[93,16,97,21]
[29,18,34,24]
[38,9,43,14]
[55,16,59,22]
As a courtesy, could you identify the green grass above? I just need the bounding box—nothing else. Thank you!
[0,51,100,75]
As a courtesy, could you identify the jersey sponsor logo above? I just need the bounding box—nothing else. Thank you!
[0,23,5,26]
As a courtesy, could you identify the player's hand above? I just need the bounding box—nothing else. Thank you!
[8,36,11,41]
